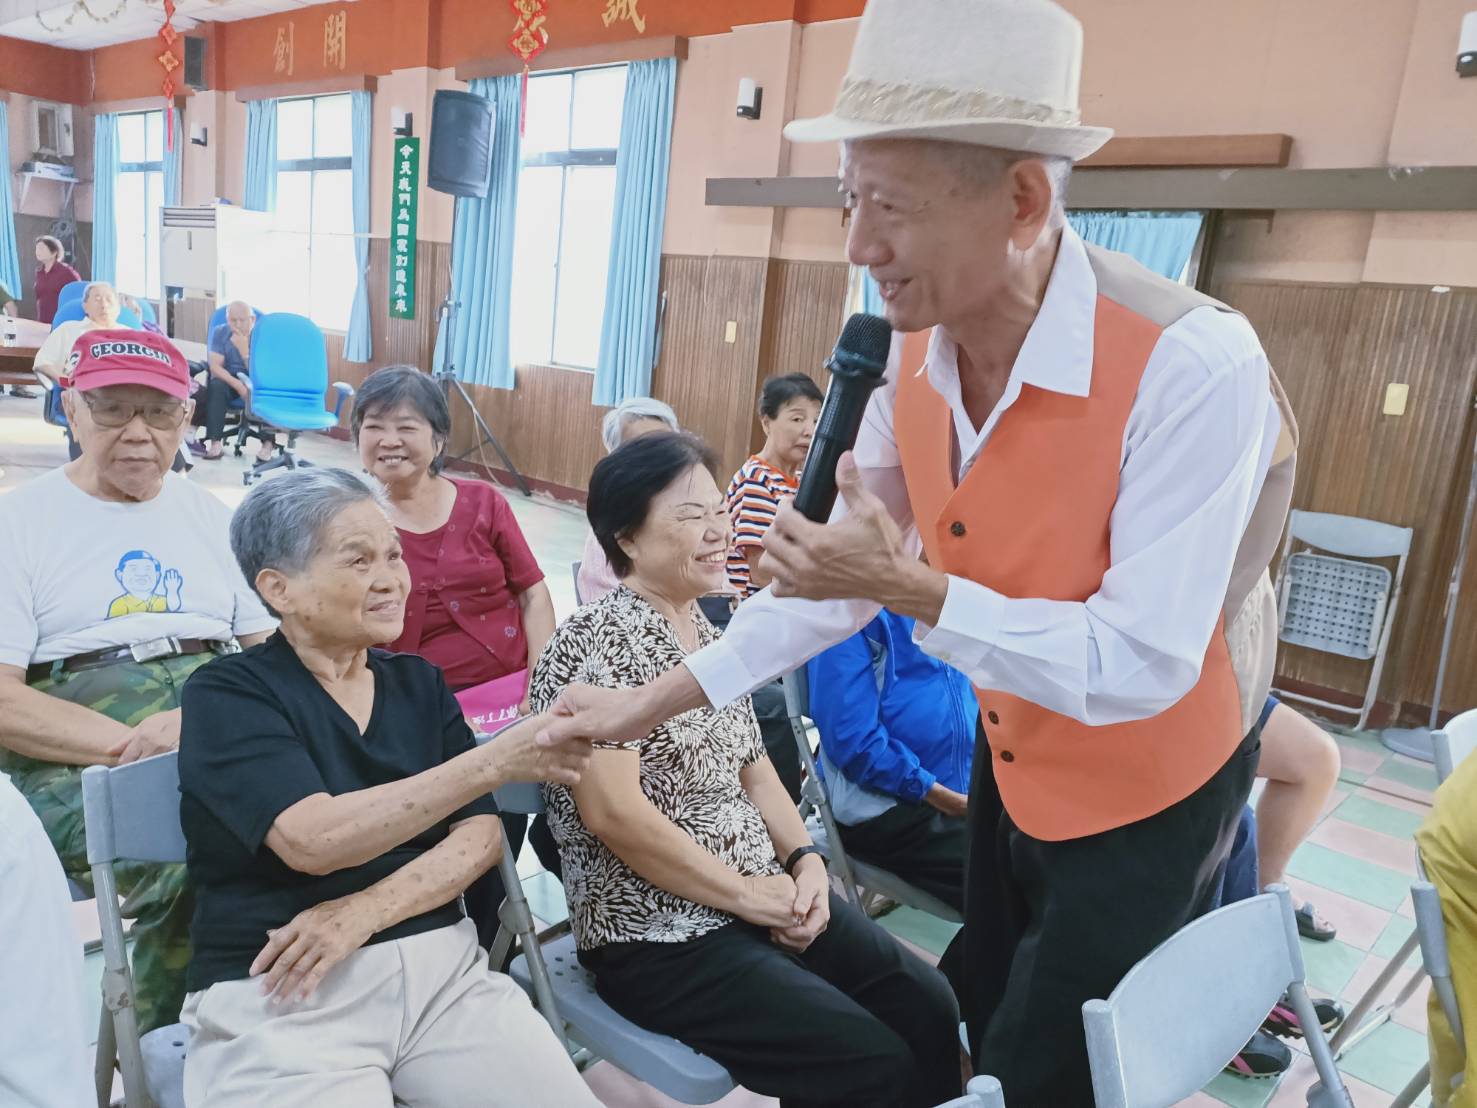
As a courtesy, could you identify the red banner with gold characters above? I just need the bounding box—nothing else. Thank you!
[508,0,550,134]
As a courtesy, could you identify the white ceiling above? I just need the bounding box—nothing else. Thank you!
[0,0,343,51]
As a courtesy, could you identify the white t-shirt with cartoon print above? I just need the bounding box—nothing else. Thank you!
[0,468,276,668]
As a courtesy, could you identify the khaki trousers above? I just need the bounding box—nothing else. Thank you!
[181,919,602,1107]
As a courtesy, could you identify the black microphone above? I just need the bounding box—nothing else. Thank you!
[793,312,893,523]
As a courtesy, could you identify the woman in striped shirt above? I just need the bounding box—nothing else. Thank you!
[725,373,823,598]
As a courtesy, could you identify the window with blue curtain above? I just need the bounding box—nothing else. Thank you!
[91,113,120,284]
[0,102,22,304]
[244,98,278,212]
[115,110,166,300]
[342,90,373,362]
[593,56,676,406]
[435,74,522,389]
[163,106,183,207]
[1067,210,1205,282]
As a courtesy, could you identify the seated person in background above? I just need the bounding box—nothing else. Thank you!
[578,396,680,603]
[193,301,272,463]
[1,769,93,1108]
[1417,745,1477,1108]
[352,366,560,940]
[178,468,599,1108]
[0,278,27,399]
[532,432,961,1108]
[0,331,276,1035]
[32,281,121,386]
[118,293,164,336]
[806,608,974,912]
[33,234,81,325]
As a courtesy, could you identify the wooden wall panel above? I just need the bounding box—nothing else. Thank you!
[1217,279,1477,720]
[753,258,850,453]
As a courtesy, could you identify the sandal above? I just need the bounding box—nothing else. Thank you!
[1262,991,1345,1039]
[1296,902,1338,942]
[1225,1029,1291,1078]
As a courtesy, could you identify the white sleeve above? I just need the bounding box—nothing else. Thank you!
[917,310,1274,725]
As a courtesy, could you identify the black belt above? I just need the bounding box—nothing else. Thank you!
[26,637,235,684]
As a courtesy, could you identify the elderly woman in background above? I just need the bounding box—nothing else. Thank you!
[177,468,600,1108]
[576,397,680,604]
[353,366,560,936]
[532,432,960,1108]
[32,234,81,325]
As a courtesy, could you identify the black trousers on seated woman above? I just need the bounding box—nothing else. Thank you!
[580,893,961,1108]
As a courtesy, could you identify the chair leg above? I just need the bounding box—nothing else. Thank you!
[1330,931,1421,1054]
[92,864,154,1108]
[493,832,568,1049]
[93,1002,115,1108]
[1388,1061,1430,1108]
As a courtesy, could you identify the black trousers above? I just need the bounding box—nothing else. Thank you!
[201,372,242,442]
[963,724,1259,1108]
[841,802,968,996]
[581,894,962,1108]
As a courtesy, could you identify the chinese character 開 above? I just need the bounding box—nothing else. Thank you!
[324,11,347,71]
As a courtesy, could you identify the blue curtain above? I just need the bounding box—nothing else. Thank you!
[342,91,373,362]
[1068,210,1205,281]
[92,113,120,284]
[163,106,183,207]
[434,76,521,389]
[244,99,278,212]
[0,102,21,301]
[593,57,677,406]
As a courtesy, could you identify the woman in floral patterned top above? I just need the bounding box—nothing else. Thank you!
[530,432,960,1108]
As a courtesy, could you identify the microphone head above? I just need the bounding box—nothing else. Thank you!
[830,312,892,379]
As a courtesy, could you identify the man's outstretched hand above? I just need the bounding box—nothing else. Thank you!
[536,683,656,748]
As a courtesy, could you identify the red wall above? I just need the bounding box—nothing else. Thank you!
[0,37,91,102]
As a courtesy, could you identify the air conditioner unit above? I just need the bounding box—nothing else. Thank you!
[31,100,74,158]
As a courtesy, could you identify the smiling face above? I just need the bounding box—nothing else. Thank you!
[356,401,443,485]
[760,397,820,473]
[841,139,1026,335]
[619,464,732,604]
[117,555,161,596]
[260,499,411,648]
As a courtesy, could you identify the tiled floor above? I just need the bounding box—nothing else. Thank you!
[1,400,1439,1107]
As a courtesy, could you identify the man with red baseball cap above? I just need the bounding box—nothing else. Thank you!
[0,326,276,1045]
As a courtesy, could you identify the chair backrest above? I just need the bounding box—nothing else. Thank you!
[51,301,143,330]
[132,297,158,325]
[1287,509,1415,560]
[249,312,328,400]
[1082,886,1316,1108]
[572,561,584,606]
[80,753,187,867]
[1433,708,1477,785]
[57,279,88,306]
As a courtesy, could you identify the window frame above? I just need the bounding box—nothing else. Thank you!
[272,93,355,332]
[515,64,625,372]
[115,109,164,301]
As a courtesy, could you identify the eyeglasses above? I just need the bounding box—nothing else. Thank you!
[81,393,187,431]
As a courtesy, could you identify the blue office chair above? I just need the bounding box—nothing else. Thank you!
[51,301,142,329]
[131,297,158,325]
[56,279,88,311]
[241,313,354,485]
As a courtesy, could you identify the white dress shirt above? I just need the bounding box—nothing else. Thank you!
[685,224,1280,727]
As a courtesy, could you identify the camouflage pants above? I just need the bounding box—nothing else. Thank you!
[1,653,215,1034]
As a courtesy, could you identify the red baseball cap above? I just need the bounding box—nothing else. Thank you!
[65,328,190,400]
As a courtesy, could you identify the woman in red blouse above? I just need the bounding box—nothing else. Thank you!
[32,236,82,325]
[352,366,555,703]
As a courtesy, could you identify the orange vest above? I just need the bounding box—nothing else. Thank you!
[894,258,1255,842]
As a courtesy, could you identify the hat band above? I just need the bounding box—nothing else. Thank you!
[834,75,1081,130]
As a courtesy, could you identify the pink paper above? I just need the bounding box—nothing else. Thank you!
[454,669,528,734]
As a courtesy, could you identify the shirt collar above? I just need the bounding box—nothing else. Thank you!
[923,221,1097,400]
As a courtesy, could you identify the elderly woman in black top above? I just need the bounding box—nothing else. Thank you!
[531,433,960,1108]
[177,468,600,1108]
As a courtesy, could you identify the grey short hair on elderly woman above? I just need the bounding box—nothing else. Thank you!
[351,365,453,474]
[599,397,679,453]
[230,468,387,617]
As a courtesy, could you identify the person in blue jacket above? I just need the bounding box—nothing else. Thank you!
[806,608,976,915]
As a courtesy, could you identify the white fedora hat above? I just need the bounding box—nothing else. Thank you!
[786,0,1113,162]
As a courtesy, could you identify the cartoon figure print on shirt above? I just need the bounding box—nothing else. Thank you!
[107,550,184,618]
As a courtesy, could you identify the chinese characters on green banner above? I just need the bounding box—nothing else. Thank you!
[389,137,419,320]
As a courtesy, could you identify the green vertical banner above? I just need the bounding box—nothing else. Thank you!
[389,137,420,320]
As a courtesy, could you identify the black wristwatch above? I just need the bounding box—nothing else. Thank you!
[784,844,827,876]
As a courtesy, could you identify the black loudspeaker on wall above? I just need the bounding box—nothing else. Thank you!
[428,89,495,199]
[183,37,207,91]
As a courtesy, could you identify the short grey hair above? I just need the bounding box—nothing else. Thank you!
[600,397,680,453]
[230,468,386,616]
[923,143,1073,224]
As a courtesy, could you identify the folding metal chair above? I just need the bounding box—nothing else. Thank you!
[1330,709,1477,1060]
[1272,510,1414,731]
[571,560,585,606]
[80,754,191,1108]
[1387,876,1467,1108]
[475,732,738,1104]
[1083,885,1353,1108]
[780,666,964,924]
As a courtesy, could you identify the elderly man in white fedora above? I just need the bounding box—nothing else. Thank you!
[538,0,1297,1102]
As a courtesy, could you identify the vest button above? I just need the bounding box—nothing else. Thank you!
[1000,749,1015,763]
[987,711,1000,725]
[950,520,967,538]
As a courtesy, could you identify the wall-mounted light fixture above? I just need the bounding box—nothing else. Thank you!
[1459,11,1477,77]
[392,109,415,137]
[189,124,208,148]
[737,78,762,120]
